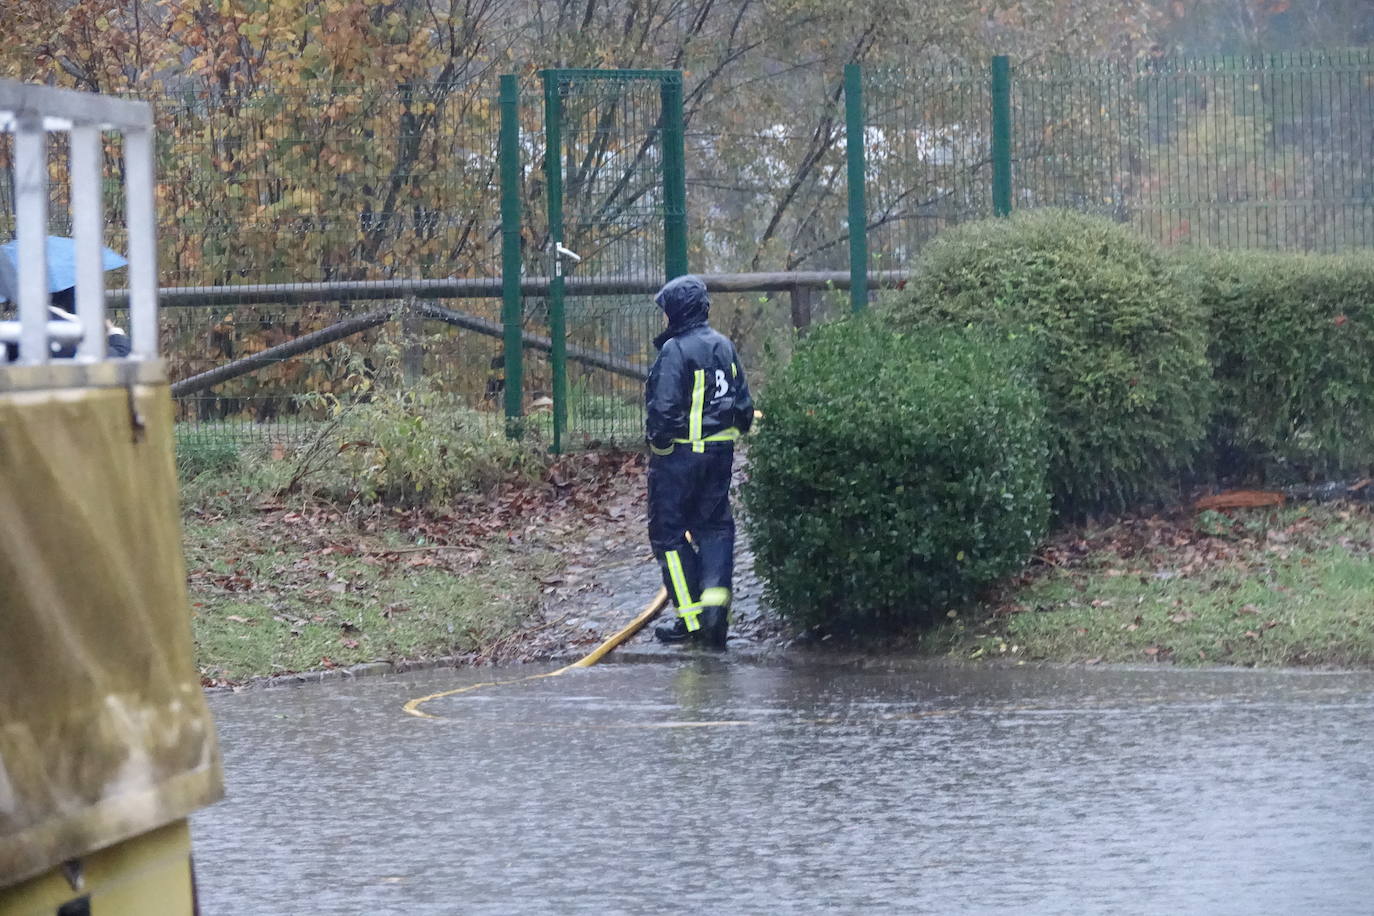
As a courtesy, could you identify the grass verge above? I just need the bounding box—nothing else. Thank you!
[184,513,554,683]
[178,433,563,685]
[919,502,1374,668]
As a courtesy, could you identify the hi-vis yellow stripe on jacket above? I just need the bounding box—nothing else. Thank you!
[640,324,752,453]
[689,369,706,451]
[644,280,754,453]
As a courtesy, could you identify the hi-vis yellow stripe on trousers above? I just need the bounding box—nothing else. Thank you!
[664,549,700,631]
[689,369,706,452]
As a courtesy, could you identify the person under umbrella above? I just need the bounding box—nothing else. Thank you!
[0,235,130,360]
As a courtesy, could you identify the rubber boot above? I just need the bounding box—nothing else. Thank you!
[696,587,731,650]
[698,605,728,650]
[654,616,694,644]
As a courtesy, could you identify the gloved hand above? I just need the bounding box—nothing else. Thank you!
[648,436,674,456]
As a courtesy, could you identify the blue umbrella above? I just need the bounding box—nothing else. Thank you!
[0,235,128,302]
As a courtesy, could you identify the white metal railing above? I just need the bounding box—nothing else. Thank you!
[0,79,158,365]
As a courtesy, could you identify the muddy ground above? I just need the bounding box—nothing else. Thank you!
[495,453,788,663]
[195,447,1374,690]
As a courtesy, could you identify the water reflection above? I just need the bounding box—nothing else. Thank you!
[195,662,1374,915]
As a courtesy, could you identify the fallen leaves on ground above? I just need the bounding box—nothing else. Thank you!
[994,502,1374,608]
[970,499,1374,668]
[188,450,651,684]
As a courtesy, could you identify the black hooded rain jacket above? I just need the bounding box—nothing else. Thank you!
[644,275,753,450]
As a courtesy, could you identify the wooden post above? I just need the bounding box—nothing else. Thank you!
[401,293,423,386]
[790,284,813,332]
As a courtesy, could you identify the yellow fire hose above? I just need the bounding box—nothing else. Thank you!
[401,582,1104,728]
[405,418,765,721]
[402,587,669,719]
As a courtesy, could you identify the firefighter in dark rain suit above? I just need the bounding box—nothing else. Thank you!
[645,274,753,649]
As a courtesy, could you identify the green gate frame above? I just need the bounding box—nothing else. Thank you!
[540,68,687,453]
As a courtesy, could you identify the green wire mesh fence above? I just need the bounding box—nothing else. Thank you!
[858,52,1374,273]
[861,62,996,273]
[1129,52,1374,250]
[158,85,506,443]
[3,84,509,444]
[1,55,1371,448]
[541,70,682,448]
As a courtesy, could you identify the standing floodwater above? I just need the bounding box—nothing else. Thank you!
[193,662,1374,914]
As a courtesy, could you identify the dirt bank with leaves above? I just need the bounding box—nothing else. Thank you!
[183,439,1374,686]
[917,499,1374,669]
[184,448,780,687]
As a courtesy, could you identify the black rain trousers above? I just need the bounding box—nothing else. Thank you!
[647,442,735,615]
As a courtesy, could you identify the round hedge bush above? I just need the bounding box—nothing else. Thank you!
[1183,248,1374,481]
[884,209,1211,517]
[742,317,1049,633]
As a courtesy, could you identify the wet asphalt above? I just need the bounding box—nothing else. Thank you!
[194,659,1374,914]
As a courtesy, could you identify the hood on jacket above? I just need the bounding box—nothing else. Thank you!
[654,274,709,327]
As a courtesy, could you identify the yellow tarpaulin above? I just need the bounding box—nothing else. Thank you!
[0,379,223,887]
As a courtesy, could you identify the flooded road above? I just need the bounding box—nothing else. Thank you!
[194,661,1374,914]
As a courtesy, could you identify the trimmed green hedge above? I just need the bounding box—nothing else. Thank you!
[885,210,1212,517]
[742,318,1049,632]
[1185,249,1374,480]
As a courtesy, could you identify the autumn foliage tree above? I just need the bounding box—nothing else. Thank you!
[1,0,1367,427]
[1,0,1171,282]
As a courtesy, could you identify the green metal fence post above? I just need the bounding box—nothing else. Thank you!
[660,73,688,281]
[991,55,1013,217]
[499,74,523,437]
[845,63,869,313]
[541,70,567,454]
